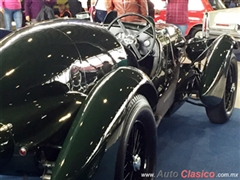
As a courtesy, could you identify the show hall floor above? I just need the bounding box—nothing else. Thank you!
[156,103,240,180]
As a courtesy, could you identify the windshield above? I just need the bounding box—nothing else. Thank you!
[208,0,226,9]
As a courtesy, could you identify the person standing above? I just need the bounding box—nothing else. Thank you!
[55,4,72,18]
[0,0,22,30]
[147,0,154,18]
[106,0,148,22]
[68,0,88,17]
[0,10,4,28]
[24,0,56,24]
[165,0,189,36]
[91,0,107,23]
[229,0,237,7]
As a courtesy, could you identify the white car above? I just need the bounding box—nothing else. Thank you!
[152,0,240,41]
[207,7,240,41]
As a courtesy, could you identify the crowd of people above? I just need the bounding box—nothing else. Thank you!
[0,0,156,29]
[0,0,169,29]
[0,0,190,36]
[0,0,240,36]
[0,0,189,36]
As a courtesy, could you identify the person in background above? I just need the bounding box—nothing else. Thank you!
[56,4,72,18]
[229,0,237,7]
[147,0,154,18]
[79,0,88,11]
[0,10,4,28]
[24,0,56,24]
[106,0,148,22]
[164,0,189,36]
[68,0,88,17]
[91,0,107,22]
[0,0,22,30]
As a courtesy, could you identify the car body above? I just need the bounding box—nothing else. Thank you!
[152,0,226,38]
[207,6,240,41]
[0,12,238,180]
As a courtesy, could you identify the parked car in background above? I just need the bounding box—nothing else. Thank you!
[152,0,226,38]
[207,6,240,42]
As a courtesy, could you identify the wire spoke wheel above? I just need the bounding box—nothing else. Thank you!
[224,62,237,113]
[124,121,145,180]
[114,95,156,180]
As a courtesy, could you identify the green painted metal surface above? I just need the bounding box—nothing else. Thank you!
[200,34,235,106]
[51,67,154,180]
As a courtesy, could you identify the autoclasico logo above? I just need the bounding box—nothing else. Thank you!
[155,170,215,178]
[181,170,215,178]
[141,170,239,179]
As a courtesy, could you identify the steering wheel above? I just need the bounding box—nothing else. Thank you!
[107,13,156,62]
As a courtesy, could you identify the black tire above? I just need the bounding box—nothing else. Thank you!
[115,94,157,180]
[206,54,238,124]
[189,26,202,39]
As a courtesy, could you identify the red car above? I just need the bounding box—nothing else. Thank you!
[153,0,226,38]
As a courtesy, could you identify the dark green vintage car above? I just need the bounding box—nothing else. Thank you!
[0,12,238,180]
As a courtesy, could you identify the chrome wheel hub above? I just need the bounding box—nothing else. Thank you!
[132,154,141,171]
[195,31,203,38]
[230,83,236,93]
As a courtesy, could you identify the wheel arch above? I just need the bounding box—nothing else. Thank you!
[205,55,238,124]
[50,66,158,180]
[114,94,157,180]
[187,24,202,38]
[136,83,158,109]
[200,34,237,107]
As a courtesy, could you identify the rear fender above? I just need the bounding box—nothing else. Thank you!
[51,67,158,180]
[199,34,236,107]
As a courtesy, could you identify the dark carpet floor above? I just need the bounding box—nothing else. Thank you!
[0,103,239,180]
[156,103,240,180]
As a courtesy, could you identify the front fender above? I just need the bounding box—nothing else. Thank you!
[51,67,157,180]
[199,34,236,107]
